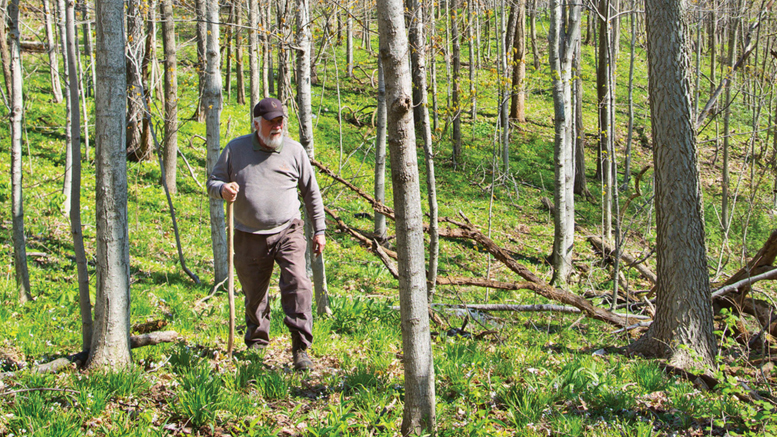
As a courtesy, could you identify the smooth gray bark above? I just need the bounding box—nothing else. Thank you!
[296,0,331,316]
[58,0,72,215]
[161,0,178,195]
[8,0,31,303]
[63,0,92,352]
[205,0,228,284]
[629,0,717,370]
[374,57,387,241]
[376,0,436,432]
[88,0,131,369]
[549,0,581,286]
[43,0,63,103]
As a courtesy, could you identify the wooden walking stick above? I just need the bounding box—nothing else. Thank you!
[227,201,235,359]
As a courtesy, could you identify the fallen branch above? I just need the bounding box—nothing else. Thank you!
[129,331,179,348]
[312,159,395,220]
[433,303,581,313]
[588,235,657,284]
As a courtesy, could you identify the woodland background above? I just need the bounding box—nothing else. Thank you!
[1,0,777,435]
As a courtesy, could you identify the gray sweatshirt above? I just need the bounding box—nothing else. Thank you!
[206,133,326,235]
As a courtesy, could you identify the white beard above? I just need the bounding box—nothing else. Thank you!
[258,128,284,150]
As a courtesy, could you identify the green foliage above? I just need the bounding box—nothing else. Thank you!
[173,363,224,427]
[328,296,398,334]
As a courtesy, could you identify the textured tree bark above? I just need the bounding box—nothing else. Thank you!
[467,0,476,120]
[573,38,590,198]
[205,0,228,285]
[57,0,72,215]
[225,0,235,99]
[161,0,178,196]
[509,0,526,122]
[629,0,717,370]
[549,0,581,286]
[248,0,261,111]
[0,0,11,99]
[43,0,63,103]
[376,0,436,431]
[88,0,131,369]
[529,0,540,70]
[276,0,291,102]
[63,0,92,351]
[296,0,331,316]
[596,0,613,242]
[8,0,31,303]
[126,0,147,161]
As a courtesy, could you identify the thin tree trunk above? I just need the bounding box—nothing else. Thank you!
[63,0,91,350]
[0,0,11,99]
[429,0,439,132]
[573,37,589,198]
[346,0,353,77]
[622,0,636,190]
[126,0,146,160]
[374,57,387,241]
[276,0,291,103]
[79,0,94,97]
[249,0,261,112]
[296,0,331,316]
[205,0,228,285]
[467,0,476,120]
[261,2,270,98]
[452,0,462,158]
[235,2,245,105]
[549,0,582,286]
[225,0,234,99]
[8,0,31,303]
[58,0,72,215]
[43,0,63,103]
[509,0,526,122]
[722,0,742,232]
[89,0,131,369]
[195,0,207,122]
[499,0,510,172]
[376,0,436,432]
[161,0,178,195]
[597,0,613,242]
[530,0,540,70]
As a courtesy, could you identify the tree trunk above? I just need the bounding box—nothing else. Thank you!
[195,0,207,122]
[376,0,436,432]
[60,0,92,350]
[126,0,146,160]
[249,0,261,111]
[79,0,94,97]
[509,0,526,122]
[235,2,245,105]
[296,0,331,316]
[0,0,11,99]
[160,0,178,195]
[451,0,462,158]
[597,0,613,242]
[57,0,72,215]
[346,0,353,77]
[225,0,234,99]
[262,2,271,98]
[276,0,291,103]
[499,0,510,172]
[43,0,63,103]
[549,0,581,287]
[530,0,540,70]
[89,0,131,369]
[573,37,589,198]
[374,57,387,241]
[429,0,439,132]
[622,0,636,190]
[468,0,476,120]
[722,0,742,232]
[8,0,31,303]
[629,0,717,371]
[205,0,228,285]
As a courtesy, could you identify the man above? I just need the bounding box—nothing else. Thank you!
[207,97,325,371]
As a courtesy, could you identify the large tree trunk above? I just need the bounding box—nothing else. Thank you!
[296,0,331,316]
[8,0,31,303]
[509,0,526,122]
[549,0,581,287]
[62,0,92,350]
[126,0,146,160]
[376,0,436,433]
[629,0,717,371]
[43,0,63,103]
[205,0,228,285]
[88,0,131,369]
[161,0,178,196]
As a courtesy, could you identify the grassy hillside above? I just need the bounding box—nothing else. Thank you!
[1,5,776,436]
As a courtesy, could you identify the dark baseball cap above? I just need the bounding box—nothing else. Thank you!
[253,98,285,120]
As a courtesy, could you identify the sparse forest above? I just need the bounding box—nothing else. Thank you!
[2,0,777,435]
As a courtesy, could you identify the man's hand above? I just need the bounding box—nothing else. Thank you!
[313,234,326,257]
[221,182,240,202]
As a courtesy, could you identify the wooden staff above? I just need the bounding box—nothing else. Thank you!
[227,201,235,359]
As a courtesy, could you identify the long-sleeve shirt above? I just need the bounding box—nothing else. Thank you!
[206,133,326,235]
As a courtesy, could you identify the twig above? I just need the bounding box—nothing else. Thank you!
[0,387,80,397]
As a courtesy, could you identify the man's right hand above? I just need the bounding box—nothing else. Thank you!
[221,182,240,202]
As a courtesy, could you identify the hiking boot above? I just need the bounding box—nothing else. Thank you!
[293,349,313,371]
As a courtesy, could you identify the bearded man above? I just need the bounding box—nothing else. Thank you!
[206,97,325,371]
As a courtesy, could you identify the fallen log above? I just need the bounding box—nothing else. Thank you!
[588,235,657,284]
[130,331,179,348]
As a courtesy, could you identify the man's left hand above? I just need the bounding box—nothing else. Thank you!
[313,234,326,257]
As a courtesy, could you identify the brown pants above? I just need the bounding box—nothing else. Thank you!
[234,219,313,350]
